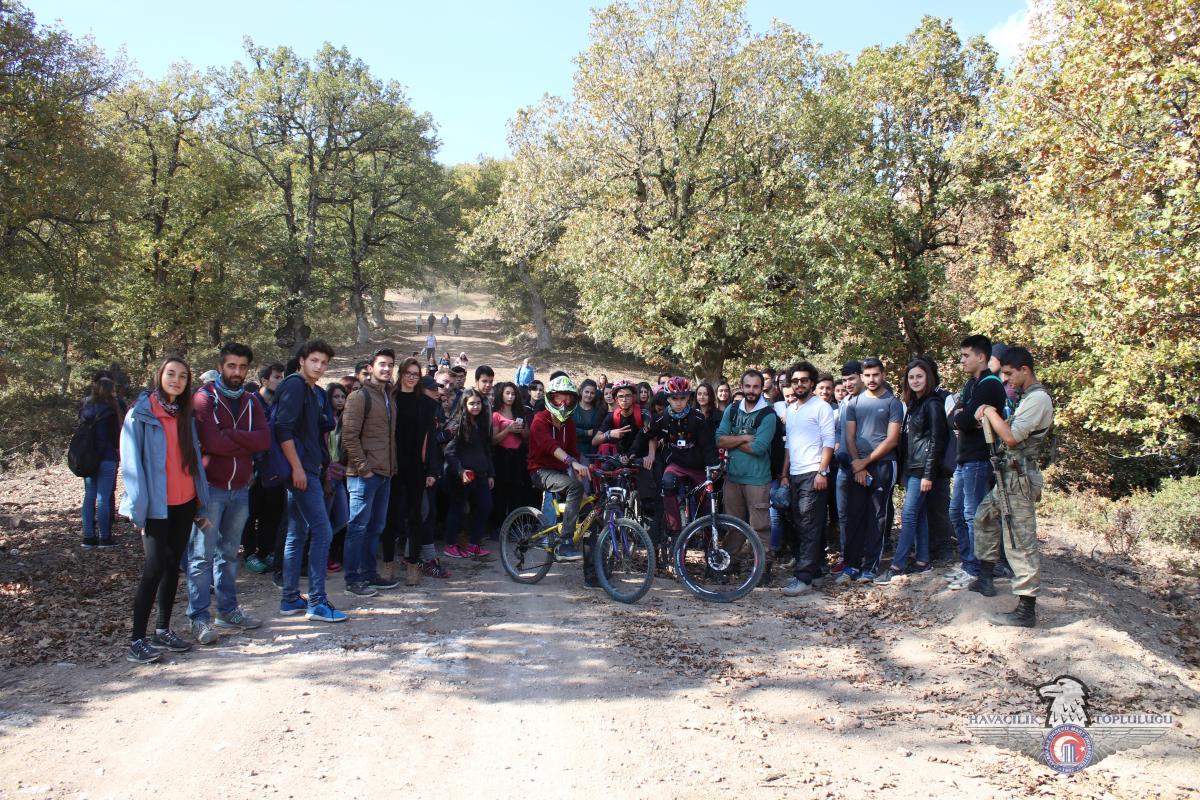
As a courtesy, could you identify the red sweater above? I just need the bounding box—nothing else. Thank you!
[193,386,270,490]
[527,410,579,474]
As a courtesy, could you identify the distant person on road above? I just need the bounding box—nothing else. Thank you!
[452,314,461,335]
[424,333,437,364]
[440,313,449,333]
[515,358,534,387]
[416,315,423,335]
[120,355,211,664]
[79,371,126,550]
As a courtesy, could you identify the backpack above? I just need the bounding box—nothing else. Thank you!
[979,373,1015,419]
[67,415,101,477]
[722,403,785,476]
[257,376,307,488]
[933,387,958,476]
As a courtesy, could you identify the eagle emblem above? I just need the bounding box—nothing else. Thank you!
[968,675,1173,773]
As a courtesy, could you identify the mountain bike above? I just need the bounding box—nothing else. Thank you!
[499,468,655,604]
[670,464,765,602]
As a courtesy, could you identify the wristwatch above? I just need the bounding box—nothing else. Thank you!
[819,468,830,476]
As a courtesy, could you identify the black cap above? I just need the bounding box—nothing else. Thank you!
[991,343,1009,360]
[419,375,438,390]
[841,360,863,376]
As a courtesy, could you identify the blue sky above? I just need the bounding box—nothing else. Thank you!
[27,0,1031,165]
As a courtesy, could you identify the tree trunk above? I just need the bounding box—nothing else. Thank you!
[370,289,388,329]
[516,258,553,353]
[350,288,371,346]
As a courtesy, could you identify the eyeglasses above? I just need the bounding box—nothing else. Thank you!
[403,370,421,378]
[791,377,812,384]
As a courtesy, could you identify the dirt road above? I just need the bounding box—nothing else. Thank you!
[0,291,1197,799]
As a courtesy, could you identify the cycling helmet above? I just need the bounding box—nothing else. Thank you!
[665,376,690,397]
[611,379,636,397]
[545,375,580,423]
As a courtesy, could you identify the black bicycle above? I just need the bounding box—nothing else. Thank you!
[670,464,765,602]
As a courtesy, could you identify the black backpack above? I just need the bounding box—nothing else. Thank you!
[753,406,787,478]
[67,416,101,477]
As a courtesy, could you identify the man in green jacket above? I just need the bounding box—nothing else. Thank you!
[715,369,776,548]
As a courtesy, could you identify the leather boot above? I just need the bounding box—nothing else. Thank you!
[992,596,1036,628]
[406,561,420,587]
[969,560,996,597]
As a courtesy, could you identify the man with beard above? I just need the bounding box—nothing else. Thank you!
[780,362,835,596]
[187,343,270,643]
[715,370,777,550]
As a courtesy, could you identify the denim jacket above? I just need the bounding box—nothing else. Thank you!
[118,392,210,529]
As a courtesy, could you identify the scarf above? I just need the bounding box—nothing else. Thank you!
[154,389,180,417]
[214,374,245,401]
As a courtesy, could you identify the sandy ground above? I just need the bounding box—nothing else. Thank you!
[0,292,1198,800]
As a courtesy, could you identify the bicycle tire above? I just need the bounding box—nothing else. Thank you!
[593,517,656,604]
[499,506,555,584]
[673,513,765,602]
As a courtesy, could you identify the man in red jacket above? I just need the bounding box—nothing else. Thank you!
[527,375,591,564]
[186,343,271,644]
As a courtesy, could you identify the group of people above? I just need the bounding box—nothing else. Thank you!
[77,331,1054,665]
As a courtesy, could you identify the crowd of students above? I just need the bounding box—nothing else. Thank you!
[75,330,1053,664]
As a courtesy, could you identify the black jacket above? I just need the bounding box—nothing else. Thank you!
[902,395,948,479]
[445,415,495,481]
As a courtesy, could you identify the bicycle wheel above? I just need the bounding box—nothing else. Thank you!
[499,506,555,584]
[673,513,765,602]
[593,517,655,604]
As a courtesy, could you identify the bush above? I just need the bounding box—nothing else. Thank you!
[1131,476,1200,549]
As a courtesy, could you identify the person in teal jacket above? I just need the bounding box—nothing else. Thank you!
[119,356,210,664]
[715,369,776,547]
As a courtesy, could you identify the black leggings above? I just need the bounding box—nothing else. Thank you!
[382,474,433,564]
[243,482,286,559]
[132,499,196,642]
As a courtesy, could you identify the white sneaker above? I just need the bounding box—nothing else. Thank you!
[942,567,967,582]
[948,573,974,591]
[781,578,812,597]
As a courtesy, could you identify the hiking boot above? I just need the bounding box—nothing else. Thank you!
[443,544,469,559]
[81,538,98,550]
[781,578,812,597]
[466,544,490,557]
[244,555,268,574]
[421,559,451,579]
[149,629,192,653]
[189,620,219,645]
[305,602,348,623]
[991,596,1036,628]
[366,574,400,590]
[127,639,162,664]
[555,541,583,562]
[215,608,263,630]
[969,561,997,597]
[344,582,378,597]
[279,597,307,616]
[406,562,420,586]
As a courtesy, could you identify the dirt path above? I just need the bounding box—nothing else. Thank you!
[1,293,1198,799]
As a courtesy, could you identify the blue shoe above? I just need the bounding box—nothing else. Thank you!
[555,541,583,562]
[305,602,348,623]
[859,570,878,583]
[279,597,307,616]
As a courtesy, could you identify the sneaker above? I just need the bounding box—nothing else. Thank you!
[992,562,1015,579]
[81,538,98,550]
[271,572,284,589]
[859,570,878,583]
[127,639,162,664]
[874,567,905,585]
[466,544,490,557]
[948,572,976,591]
[149,629,192,652]
[215,608,263,630]
[97,539,117,550]
[420,559,451,579]
[327,561,342,573]
[189,619,219,645]
[305,602,348,623]
[834,567,861,585]
[781,578,812,597]
[909,561,932,575]
[555,541,583,562]
[942,567,967,582]
[443,544,469,559]
[245,555,268,574]
[366,574,400,590]
[830,560,847,574]
[344,582,378,597]
[279,597,307,616]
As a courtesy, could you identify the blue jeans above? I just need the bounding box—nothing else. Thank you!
[186,486,251,622]
[893,474,931,569]
[446,478,494,546]
[768,478,787,552]
[325,478,349,533]
[82,460,118,542]
[835,464,853,554]
[283,471,334,608]
[344,474,391,584]
[950,460,991,576]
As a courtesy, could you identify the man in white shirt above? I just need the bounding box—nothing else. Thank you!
[780,361,835,597]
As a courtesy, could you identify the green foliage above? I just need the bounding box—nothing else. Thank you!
[1134,477,1200,549]
[1045,476,1200,552]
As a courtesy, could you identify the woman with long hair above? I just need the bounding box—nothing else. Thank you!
[490,381,530,530]
[572,379,602,463]
[119,356,211,664]
[324,382,351,573]
[715,381,733,412]
[80,371,127,549]
[876,359,947,585]
[694,381,720,443]
[443,389,495,559]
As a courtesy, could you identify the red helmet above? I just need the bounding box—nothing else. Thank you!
[665,376,691,397]
[611,379,636,397]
